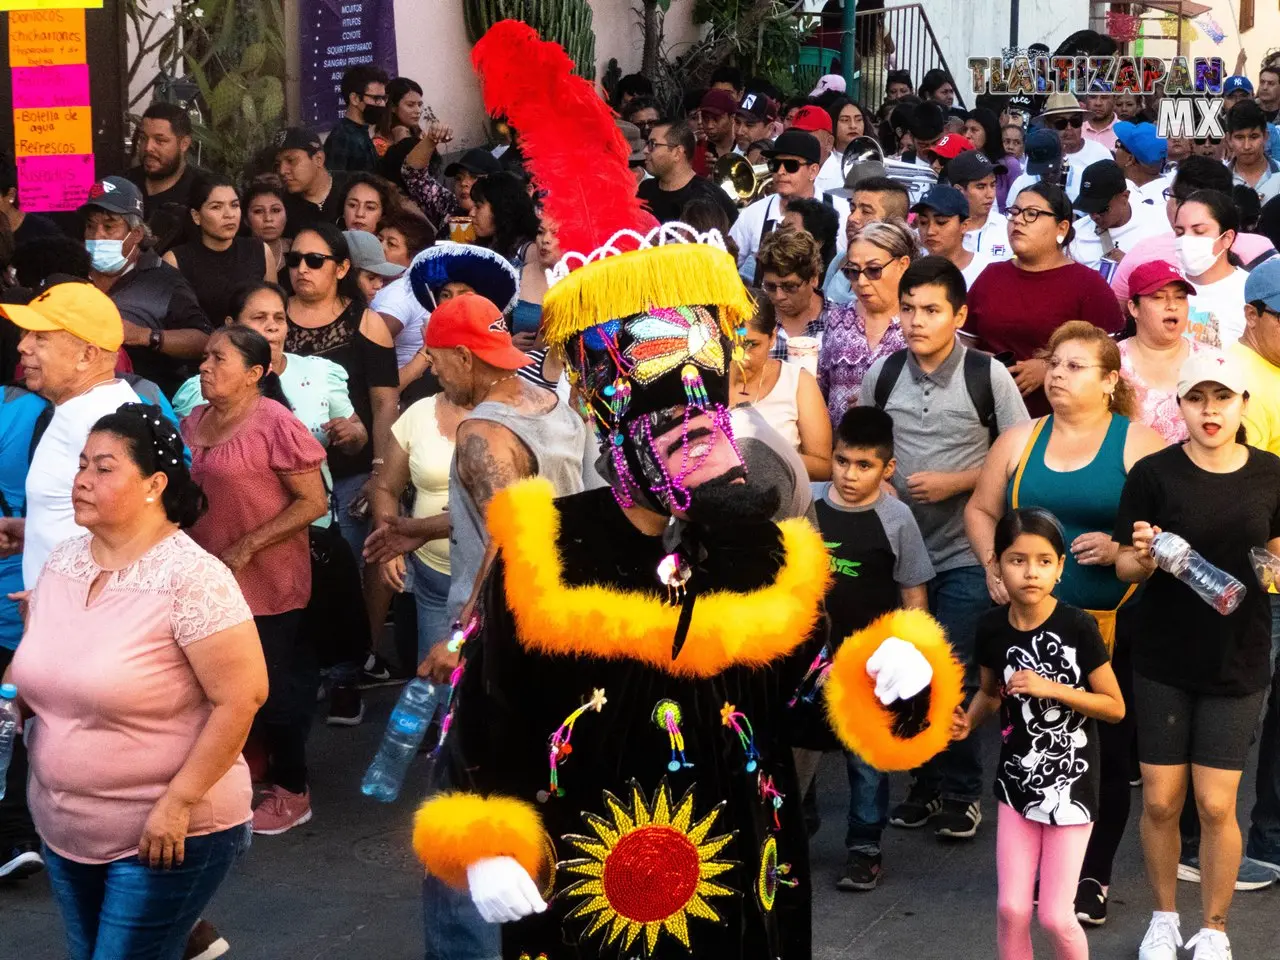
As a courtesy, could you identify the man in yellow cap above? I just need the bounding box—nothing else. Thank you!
[0,281,140,587]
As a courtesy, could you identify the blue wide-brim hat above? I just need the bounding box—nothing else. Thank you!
[408,242,520,314]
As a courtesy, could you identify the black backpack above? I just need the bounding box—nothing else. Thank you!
[872,347,999,446]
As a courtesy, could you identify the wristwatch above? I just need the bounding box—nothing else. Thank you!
[148,328,163,350]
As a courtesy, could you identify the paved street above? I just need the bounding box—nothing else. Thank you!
[4,683,1278,960]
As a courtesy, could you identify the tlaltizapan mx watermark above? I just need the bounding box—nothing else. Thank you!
[968,55,1227,139]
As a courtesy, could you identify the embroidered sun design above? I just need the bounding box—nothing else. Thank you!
[559,780,736,955]
[623,306,726,385]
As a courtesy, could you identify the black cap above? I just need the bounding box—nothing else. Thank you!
[1074,159,1127,214]
[444,148,502,178]
[946,149,1008,185]
[276,127,323,155]
[763,130,820,165]
[79,176,145,218]
[737,92,775,123]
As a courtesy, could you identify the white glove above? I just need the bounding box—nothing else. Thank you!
[866,635,933,706]
[466,856,548,924]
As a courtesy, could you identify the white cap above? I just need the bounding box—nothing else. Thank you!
[1176,349,1248,398]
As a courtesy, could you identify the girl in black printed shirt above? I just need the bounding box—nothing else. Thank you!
[957,508,1124,960]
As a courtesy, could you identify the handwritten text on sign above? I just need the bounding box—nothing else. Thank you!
[11,64,89,108]
[13,106,93,156]
[0,0,101,9]
[16,154,95,211]
[8,7,85,65]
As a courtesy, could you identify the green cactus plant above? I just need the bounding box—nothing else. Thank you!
[463,0,597,80]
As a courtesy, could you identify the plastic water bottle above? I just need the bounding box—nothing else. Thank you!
[362,678,445,802]
[1151,532,1246,616]
[0,684,19,803]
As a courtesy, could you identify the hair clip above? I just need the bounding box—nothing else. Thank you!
[653,699,693,772]
[721,703,761,773]
[538,688,607,803]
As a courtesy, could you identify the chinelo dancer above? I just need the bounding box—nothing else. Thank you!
[410,21,965,960]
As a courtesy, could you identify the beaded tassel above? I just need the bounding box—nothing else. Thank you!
[721,702,761,773]
[680,363,710,408]
[653,699,693,772]
[770,861,798,889]
[431,662,467,757]
[732,325,747,368]
[758,773,784,831]
[788,645,834,707]
[540,688,607,803]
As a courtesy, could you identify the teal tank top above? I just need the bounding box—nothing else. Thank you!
[1008,413,1132,610]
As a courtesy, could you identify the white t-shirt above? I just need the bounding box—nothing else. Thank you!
[1130,174,1173,206]
[960,249,996,289]
[815,153,845,199]
[24,378,141,588]
[1006,139,1114,204]
[1186,268,1249,349]
[730,193,851,284]
[1069,196,1171,272]
[963,207,1013,261]
[371,275,428,367]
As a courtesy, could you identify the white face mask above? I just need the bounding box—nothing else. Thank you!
[1176,233,1223,276]
[85,238,130,275]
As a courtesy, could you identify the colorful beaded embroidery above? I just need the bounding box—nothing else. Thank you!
[756,836,796,912]
[559,780,736,954]
[788,645,834,707]
[758,774,784,832]
[720,702,760,773]
[653,699,693,772]
[539,688,608,803]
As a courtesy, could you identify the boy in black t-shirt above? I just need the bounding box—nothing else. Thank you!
[808,407,935,891]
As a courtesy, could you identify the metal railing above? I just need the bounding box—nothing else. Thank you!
[799,3,962,109]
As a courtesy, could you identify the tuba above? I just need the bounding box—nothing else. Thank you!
[714,154,773,207]
[839,136,938,203]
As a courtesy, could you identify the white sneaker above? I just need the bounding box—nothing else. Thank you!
[1186,929,1232,960]
[1138,912,1183,960]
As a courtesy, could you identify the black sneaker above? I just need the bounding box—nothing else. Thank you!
[889,784,942,828]
[326,683,365,726]
[933,799,982,839]
[1075,877,1107,927]
[183,919,229,960]
[0,843,43,880]
[836,850,881,891]
[358,653,402,689]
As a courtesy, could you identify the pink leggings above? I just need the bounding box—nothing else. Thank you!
[996,802,1094,960]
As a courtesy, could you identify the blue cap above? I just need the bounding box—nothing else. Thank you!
[1025,127,1062,174]
[910,184,970,219]
[1224,75,1254,96]
[1114,121,1167,167]
[1245,257,1280,313]
[0,683,14,699]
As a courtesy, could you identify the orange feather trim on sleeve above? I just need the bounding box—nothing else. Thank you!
[413,792,547,890]
[824,608,966,772]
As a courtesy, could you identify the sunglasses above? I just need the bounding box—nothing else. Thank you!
[762,279,805,295]
[841,263,887,282]
[284,251,340,270]
[767,157,805,174]
[1049,115,1084,130]
[1193,136,1222,146]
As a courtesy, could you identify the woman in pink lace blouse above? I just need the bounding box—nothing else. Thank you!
[7,404,266,959]
[181,326,327,836]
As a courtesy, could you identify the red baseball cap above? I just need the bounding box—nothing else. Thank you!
[424,293,532,369]
[698,88,739,118]
[1129,259,1197,297]
[789,105,833,135]
[925,134,975,160]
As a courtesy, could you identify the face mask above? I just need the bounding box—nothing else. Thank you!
[85,238,129,275]
[1176,234,1223,276]
[362,104,386,127]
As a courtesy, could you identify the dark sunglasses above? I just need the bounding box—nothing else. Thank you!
[284,251,339,270]
[767,157,805,174]
[1193,136,1222,145]
[1049,115,1084,130]
[841,262,886,282]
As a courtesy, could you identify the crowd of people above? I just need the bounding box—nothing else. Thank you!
[1,21,1280,960]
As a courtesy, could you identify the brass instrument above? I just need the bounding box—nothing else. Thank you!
[714,154,773,207]
[839,135,938,203]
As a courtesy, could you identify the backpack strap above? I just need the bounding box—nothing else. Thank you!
[962,347,999,446]
[1245,250,1277,272]
[872,349,910,410]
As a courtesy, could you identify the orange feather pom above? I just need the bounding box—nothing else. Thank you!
[413,792,547,890]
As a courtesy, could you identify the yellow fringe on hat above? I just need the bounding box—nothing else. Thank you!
[542,243,756,345]
[413,792,547,890]
[825,608,966,772]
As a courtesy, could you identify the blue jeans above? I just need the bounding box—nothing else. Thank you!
[332,472,372,571]
[1246,594,1280,863]
[913,564,989,803]
[43,823,251,960]
[845,750,889,854]
[411,554,452,662]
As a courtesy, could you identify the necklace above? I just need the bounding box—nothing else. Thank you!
[480,371,521,403]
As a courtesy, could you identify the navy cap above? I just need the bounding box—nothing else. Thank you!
[79,176,144,218]
[1074,160,1127,214]
[1245,257,1280,313]
[911,185,970,219]
[1224,75,1254,96]
[1114,121,1167,167]
[1025,127,1062,174]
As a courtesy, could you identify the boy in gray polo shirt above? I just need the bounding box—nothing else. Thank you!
[859,256,1029,839]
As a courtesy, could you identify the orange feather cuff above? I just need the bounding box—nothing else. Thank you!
[824,608,966,772]
[413,792,547,890]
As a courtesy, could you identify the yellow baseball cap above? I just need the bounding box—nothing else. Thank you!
[0,282,124,352]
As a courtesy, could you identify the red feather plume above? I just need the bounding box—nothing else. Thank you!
[471,20,646,259]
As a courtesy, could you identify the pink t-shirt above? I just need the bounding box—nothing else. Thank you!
[1118,337,1208,444]
[1111,231,1277,303]
[12,532,254,863]
[182,398,326,616]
